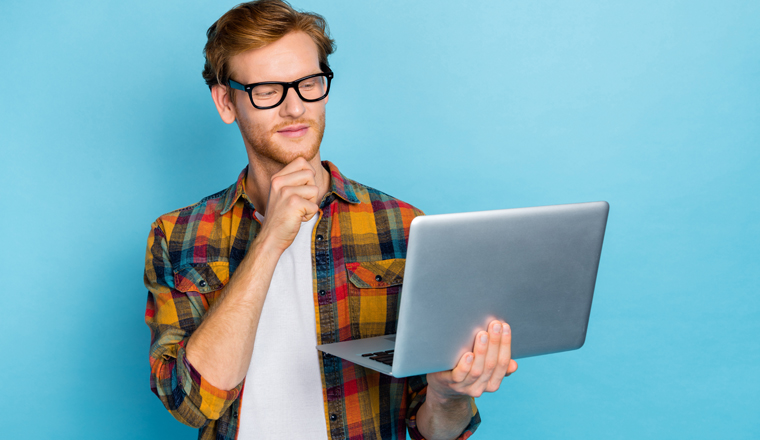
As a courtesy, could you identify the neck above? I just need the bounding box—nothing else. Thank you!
[243,152,331,216]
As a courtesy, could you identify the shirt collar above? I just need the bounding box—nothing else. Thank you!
[219,167,249,215]
[323,160,361,205]
[220,160,360,215]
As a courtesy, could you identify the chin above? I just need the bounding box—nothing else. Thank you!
[257,138,321,166]
[241,114,326,166]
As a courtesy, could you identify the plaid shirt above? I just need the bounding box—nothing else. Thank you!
[144,161,480,440]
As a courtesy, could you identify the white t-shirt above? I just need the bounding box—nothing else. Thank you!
[237,212,328,440]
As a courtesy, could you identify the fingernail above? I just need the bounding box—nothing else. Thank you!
[480,334,488,344]
[466,354,473,363]
[494,323,502,334]
[503,324,511,335]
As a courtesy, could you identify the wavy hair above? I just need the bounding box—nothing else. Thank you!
[202,0,335,89]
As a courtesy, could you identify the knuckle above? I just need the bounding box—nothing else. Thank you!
[271,176,283,190]
[287,195,301,207]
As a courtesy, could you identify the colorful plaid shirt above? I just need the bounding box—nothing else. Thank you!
[144,161,480,440]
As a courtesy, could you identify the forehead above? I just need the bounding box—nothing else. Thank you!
[230,31,321,84]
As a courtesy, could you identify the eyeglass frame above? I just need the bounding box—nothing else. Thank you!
[228,63,334,110]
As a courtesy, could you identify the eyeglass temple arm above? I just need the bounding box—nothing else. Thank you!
[228,79,246,91]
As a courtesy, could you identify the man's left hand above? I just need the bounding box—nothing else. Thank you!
[426,320,518,401]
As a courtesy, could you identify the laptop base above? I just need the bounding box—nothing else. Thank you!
[317,335,396,376]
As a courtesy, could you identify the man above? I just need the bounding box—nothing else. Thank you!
[144,1,518,439]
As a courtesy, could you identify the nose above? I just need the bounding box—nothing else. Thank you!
[278,85,306,119]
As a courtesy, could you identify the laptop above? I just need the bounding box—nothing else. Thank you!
[316,201,609,377]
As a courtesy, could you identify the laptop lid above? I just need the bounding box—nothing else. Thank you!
[390,201,609,377]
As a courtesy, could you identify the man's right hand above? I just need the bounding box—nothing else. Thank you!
[186,157,321,390]
[257,157,321,254]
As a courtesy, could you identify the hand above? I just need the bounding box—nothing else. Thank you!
[426,320,518,402]
[257,157,320,254]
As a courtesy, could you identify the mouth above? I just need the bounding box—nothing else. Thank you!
[276,124,309,138]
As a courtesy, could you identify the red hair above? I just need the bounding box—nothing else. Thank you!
[202,0,335,89]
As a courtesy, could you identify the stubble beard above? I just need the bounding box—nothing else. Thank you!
[240,112,326,166]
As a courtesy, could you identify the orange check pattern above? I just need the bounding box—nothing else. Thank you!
[144,161,480,440]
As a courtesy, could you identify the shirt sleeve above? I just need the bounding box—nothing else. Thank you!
[405,375,481,440]
[144,220,241,428]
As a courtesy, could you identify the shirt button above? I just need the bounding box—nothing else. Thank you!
[232,411,238,418]
[199,280,207,287]
[375,275,382,282]
[316,235,324,241]
[319,290,326,296]
[329,414,337,421]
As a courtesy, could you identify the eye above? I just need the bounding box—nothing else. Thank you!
[300,79,317,90]
[251,84,282,100]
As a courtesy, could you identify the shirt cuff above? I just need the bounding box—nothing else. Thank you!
[406,386,481,440]
[175,345,242,421]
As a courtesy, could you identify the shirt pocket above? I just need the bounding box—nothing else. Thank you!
[345,258,405,340]
[173,262,230,311]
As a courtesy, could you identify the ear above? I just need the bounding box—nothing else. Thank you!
[211,84,237,124]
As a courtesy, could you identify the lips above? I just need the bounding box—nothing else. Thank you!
[277,124,309,138]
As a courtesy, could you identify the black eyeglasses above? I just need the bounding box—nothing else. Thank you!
[228,63,334,110]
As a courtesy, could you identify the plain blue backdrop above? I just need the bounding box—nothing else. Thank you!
[1,0,758,438]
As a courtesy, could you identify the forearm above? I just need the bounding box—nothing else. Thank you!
[185,234,281,390]
[416,389,473,440]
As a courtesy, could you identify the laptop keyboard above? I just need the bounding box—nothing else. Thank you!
[361,349,394,366]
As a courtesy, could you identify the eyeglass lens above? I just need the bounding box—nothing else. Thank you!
[251,75,328,107]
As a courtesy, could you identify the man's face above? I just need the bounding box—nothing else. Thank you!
[227,31,327,166]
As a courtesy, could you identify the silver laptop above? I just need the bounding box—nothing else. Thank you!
[316,201,609,377]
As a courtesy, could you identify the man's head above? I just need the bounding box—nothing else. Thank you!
[204,0,336,167]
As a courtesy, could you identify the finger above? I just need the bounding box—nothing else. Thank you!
[487,321,513,390]
[506,360,518,376]
[271,169,317,193]
[281,184,320,205]
[478,320,503,385]
[292,197,319,221]
[273,156,316,177]
[462,331,489,386]
[302,207,320,222]
[450,352,474,383]
[276,192,318,222]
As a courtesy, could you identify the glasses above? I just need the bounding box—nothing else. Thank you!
[228,64,334,110]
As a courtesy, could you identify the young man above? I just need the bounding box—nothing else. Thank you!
[143,1,517,439]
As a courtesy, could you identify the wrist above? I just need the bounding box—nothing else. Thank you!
[251,230,285,260]
[425,381,471,409]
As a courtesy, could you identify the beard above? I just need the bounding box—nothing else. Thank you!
[238,112,326,166]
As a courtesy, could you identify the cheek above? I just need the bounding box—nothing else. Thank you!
[239,110,275,133]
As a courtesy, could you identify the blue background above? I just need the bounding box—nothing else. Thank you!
[1,0,758,438]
